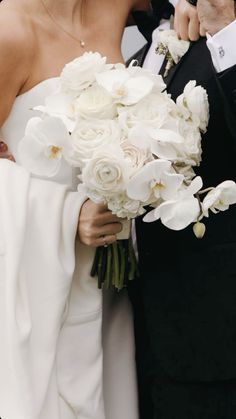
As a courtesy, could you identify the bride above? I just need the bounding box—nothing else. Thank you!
[0,1,150,418]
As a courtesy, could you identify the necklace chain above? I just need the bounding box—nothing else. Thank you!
[40,0,86,48]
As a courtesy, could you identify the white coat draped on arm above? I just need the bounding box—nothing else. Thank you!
[0,159,83,419]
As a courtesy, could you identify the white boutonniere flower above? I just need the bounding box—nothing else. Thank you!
[155,29,190,77]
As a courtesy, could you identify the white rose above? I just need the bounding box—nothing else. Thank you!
[121,140,151,174]
[82,146,131,196]
[177,81,209,132]
[178,119,202,166]
[69,119,121,166]
[73,85,117,119]
[60,52,107,96]
[118,92,174,133]
[157,30,190,64]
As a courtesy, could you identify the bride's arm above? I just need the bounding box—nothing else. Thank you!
[0,11,122,248]
[0,9,34,126]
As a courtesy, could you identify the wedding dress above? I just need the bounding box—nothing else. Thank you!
[0,78,138,419]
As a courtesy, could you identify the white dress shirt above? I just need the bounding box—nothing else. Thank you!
[143,0,177,72]
[207,20,236,72]
[143,1,236,74]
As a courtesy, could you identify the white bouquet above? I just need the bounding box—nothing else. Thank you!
[18,51,236,288]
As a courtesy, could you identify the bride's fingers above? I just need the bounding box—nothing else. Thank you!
[96,234,117,248]
[0,152,15,161]
[97,211,121,226]
[0,141,8,152]
[98,222,122,237]
[0,141,15,161]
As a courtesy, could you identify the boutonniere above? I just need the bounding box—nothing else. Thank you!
[155,29,190,77]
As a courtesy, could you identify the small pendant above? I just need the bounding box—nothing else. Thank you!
[80,40,85,48]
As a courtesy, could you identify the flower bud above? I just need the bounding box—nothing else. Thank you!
[193,222,206,239]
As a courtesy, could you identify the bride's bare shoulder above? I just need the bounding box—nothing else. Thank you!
[0,3,35,124]
[0,2,35,55]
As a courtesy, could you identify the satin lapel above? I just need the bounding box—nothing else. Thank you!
[126,43,150,67]
[163,42,195,88]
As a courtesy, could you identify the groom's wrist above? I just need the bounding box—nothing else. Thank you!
[207,19,236,72]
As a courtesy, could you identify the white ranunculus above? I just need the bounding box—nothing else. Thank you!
[73,85,117,119]
[144,176,203,230]
[202,180,236,216]
[60,52,107,96]
[18,116,72,177]
[177,81,209,132]
[82,146,131,196]
[157,29,190,64]
[96,68,154,105]
[68,119,121,166]
[118,92,175,133]
[107,193,145,219]
[127,159,184,203]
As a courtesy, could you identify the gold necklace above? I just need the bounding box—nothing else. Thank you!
[40,0,86,48]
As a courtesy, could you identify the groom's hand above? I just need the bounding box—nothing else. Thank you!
[78,200,122,248]
[0,141,15,161]
[174,0,201,41]
[197,0,235,36]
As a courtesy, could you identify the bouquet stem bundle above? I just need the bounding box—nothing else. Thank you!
[90,238,138,290]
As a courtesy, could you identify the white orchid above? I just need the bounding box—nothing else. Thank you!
[127,159,184,203]
[96,68,154,106]
[144,176,203,230]
[127,61,166,93]
[18,116,72,177]
[34,91,76,132]
[202,180,236,217]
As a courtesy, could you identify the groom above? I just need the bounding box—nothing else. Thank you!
[130,1,236,418]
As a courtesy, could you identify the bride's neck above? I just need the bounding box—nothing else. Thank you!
[34,0,86,22]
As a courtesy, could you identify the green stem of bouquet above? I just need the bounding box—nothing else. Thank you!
[90,238,138,291]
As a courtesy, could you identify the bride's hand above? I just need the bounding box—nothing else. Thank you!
[0,141,15,161]
[78,199,123,247]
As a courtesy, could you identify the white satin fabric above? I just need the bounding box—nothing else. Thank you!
[0,79,138,419]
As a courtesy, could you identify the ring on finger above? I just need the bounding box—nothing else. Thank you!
[102,235,108,248]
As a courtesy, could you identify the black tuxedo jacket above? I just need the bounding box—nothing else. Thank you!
[131,37,236,382]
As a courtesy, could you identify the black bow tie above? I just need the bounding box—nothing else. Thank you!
[152,0,175,21]
[132,1,175,43]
